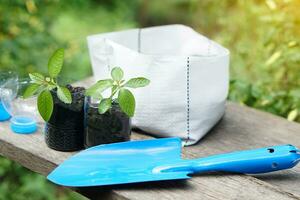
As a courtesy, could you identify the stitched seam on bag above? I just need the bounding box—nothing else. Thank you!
[186,56,191,145]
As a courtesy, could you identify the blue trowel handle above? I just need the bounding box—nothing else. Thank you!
[188,145,300,174]
[159,145,300,174]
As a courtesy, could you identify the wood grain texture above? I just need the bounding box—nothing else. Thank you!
[0,77,300,200]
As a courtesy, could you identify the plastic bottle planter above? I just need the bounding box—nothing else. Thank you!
[1,79,38,134]
[45,85,85,152]
[0,101,10,121]
[0,71,18,121]
[84,97,131,148]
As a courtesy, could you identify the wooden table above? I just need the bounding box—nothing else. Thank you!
[1,78,300,200]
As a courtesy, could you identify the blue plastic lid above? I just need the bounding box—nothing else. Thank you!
[10,116,37,134]
[0,101,10,121]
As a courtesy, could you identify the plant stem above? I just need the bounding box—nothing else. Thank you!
[110,85,119,99]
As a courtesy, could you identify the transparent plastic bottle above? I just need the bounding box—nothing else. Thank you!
[0,71,18,121]
[1,79,38,134]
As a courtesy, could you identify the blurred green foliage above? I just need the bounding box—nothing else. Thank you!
[218,0,300,121]
[0,0,299,199]
[0,156,84,200]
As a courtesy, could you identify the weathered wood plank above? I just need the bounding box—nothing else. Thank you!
[0,77,300,200]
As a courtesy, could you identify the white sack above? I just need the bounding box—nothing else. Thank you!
[87,24,230,146]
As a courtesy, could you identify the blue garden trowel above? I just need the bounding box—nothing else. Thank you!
[47,137,300,187]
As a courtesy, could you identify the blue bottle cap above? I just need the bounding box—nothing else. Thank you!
[10,116,37,134]
[0,101,10,121]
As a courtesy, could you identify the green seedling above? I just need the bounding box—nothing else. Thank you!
[23,48,72,121]
[85,67,150,117]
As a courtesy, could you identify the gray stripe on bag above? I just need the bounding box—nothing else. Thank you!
[186,57,190,145]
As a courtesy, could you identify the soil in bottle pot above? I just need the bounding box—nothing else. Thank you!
[45,85,85,151]
[84,98,131,148]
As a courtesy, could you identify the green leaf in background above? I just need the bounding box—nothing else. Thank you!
[98,98,112,114]
[85,79,113,96]
[118,88,135,117]
[265,51,282,66]
[23,84,40,98]
[111,67,124,81]
[48,48,64,78]
[37,90,53,122]
[124,77,150,88]
[288,109,298,121]
[29,73,45,84]
[57,86,72,104]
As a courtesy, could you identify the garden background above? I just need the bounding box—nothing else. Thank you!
[1,0,299,199]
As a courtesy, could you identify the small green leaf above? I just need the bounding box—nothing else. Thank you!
[118,88,135,117]
[124,77,150,88]
[111,67,124,81]
[47,84,57,91]
[48,48,64,78]
[29,73,45,84]
[23,83,40,98]
[57,86,72,104]
[98,98,112,114]
[85,79,113,97]
[37,90,53,122]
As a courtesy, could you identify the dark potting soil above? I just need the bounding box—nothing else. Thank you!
[84,101,131,147]
[45,85,85,151]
